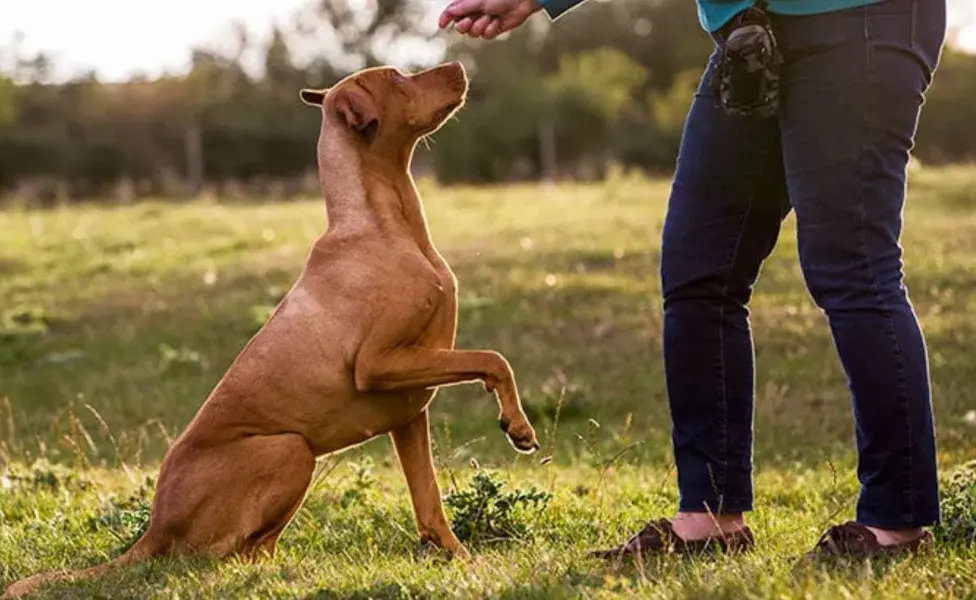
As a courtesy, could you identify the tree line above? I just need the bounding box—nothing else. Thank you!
[1,0,974,204]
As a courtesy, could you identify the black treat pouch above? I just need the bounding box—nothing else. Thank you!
[710,2,783,120]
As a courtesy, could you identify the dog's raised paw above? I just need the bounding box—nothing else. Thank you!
[500,417,540,454]
[510,434,540,454]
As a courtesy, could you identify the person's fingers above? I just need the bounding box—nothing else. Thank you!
[455,16,476,33]
[483,19,502,39]
[439,0,485,26]
[470,14,492,37]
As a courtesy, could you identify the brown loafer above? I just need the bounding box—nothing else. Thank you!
[589,518,756,560]
[805,521,933,560]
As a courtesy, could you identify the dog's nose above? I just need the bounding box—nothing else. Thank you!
[440,61,468,93]
[444,60,468,79]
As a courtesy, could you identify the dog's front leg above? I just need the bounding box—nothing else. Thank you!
[356,293,538,452]
[390,410,469,559]
[355,345,538,453]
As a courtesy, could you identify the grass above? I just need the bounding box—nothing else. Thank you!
[2,166,976,598]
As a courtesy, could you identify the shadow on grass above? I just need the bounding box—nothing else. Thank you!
[301,570,610,600]
[4,244,974,472]
[786,553,917,585]
[2,557,220,600]
[302,583,432,600]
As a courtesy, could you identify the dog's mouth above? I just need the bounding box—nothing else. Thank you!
[432,96,465,125]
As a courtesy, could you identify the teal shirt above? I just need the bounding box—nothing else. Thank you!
[541,0,887,31]
[697,1,885,31]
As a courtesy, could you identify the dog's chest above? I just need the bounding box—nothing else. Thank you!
[417,264,458,347]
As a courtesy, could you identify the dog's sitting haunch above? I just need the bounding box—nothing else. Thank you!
[3,61,539,599]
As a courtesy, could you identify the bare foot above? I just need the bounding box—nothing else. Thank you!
[671,511,747,541]
[863,525,926,546]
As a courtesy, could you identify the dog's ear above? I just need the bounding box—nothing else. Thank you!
[331,88,379,143]
[300,88,327,107]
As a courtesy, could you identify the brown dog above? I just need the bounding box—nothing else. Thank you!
[2,61,539,599]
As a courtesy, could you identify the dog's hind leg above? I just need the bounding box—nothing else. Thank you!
[138,432,316,561]
[236,433,316,558]
[2,434,314,599]
[390,410,468,559]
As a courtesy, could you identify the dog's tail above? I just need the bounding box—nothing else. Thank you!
[2,533,160,599]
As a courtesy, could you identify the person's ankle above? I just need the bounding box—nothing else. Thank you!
[862,524,925,546]
[671,511,746,541]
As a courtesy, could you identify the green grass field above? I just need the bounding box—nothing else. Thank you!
[2,168,975,599]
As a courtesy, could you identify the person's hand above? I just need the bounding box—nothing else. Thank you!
[438,0,542,40]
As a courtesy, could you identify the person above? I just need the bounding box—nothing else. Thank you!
[439,0,946,559]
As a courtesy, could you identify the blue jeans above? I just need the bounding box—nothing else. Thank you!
[661,0,945,529]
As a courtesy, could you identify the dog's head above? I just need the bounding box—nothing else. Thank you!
[300,61,468,152]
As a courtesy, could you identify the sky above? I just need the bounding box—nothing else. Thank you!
[0,0,310,81]
[1,0,975,82]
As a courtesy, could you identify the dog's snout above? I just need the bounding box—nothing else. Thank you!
[438,61,468,93]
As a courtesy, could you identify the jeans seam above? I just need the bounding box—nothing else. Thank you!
[716,136,774,507]
[860,8,915,526]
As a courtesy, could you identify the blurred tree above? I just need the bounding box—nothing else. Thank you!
[264,27,302,90]
[0,0,974,202]
[545,48,648,177]
[297,0,434,71]
[0,76,14,126]
[429,0,710,181]
[915,49,976,164]
[614,67,700,170]
[435,27,551,182]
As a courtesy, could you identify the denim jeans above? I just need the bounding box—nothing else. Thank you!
[660,0,945,528]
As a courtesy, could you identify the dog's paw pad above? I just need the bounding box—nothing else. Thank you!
[499,419,540,454]
[510,437,540,455]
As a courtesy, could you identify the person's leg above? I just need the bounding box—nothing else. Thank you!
[774,0,945,541]
[661,48,791,540]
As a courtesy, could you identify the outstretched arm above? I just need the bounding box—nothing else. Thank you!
[438,0,588,40]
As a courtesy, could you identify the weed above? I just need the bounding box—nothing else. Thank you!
[444,468,551,544]
[87,476,155,553]
[0,458,89,492]
[935,460,976,546]
[339,457,377,508]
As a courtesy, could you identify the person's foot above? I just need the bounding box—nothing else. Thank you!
[671,511,748,540]
[590,512,755,560]
[864,525,927,547]
[805,521,933,560]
